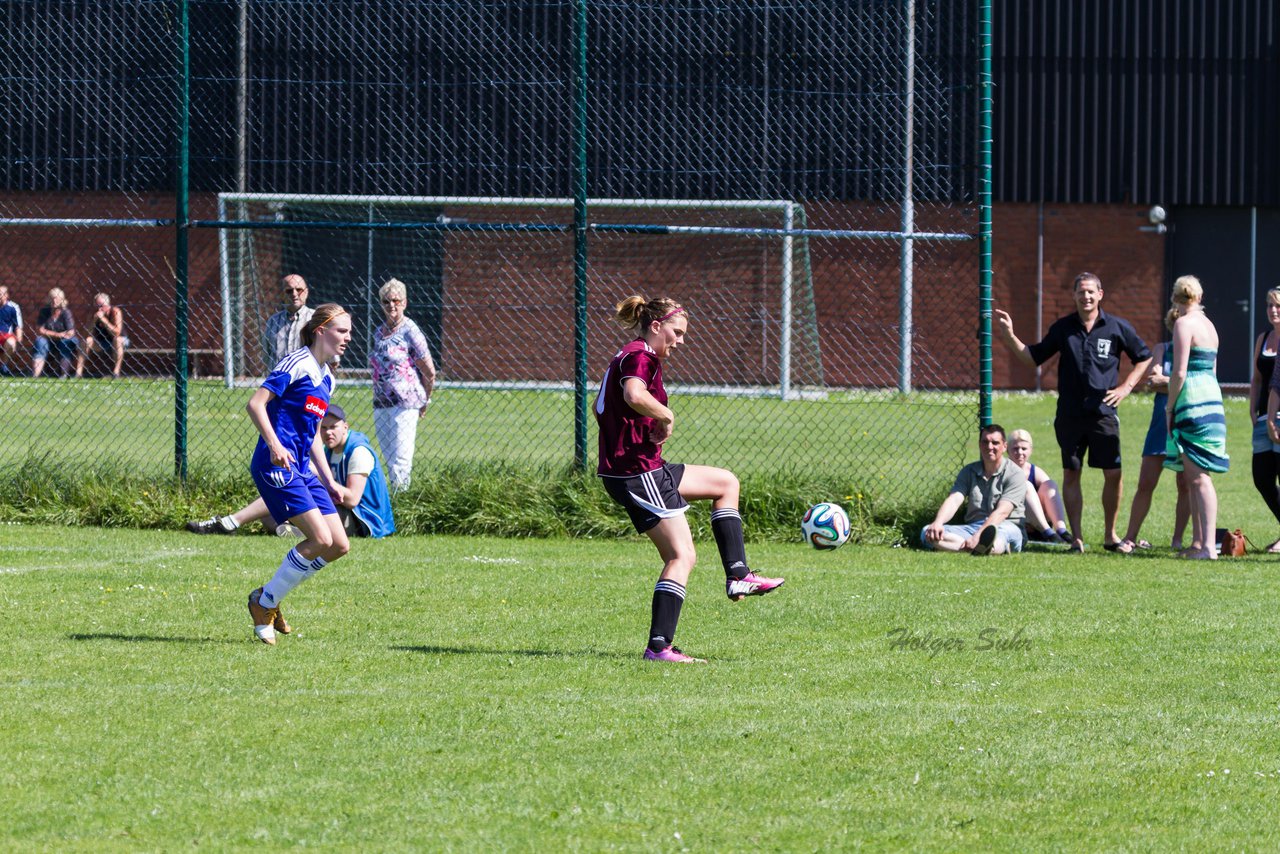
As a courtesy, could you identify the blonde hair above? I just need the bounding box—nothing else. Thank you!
[1007,429,1033,445]
[1266,287,1280,307]
[1164,306,1180,332]
[614,295,685,332]
[301,303,350,347]
[94,292,110,304]
[378,278,407,303]
[1172,275,1203,305]
[48,287,65,302]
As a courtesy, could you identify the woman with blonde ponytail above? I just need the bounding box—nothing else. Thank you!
[244,303,355,643]
[594,295,785,664]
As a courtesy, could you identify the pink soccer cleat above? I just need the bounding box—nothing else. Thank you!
[726,572,785,601]
[643,645,707,663]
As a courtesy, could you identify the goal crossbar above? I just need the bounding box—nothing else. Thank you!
[215,193,827,395]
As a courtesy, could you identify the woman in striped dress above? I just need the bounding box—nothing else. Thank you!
[1165,276,1228,560]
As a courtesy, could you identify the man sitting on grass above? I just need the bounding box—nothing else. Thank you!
[187,403,395,539]
[921,423,1026,556]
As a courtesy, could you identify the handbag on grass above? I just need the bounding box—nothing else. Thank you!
[1215,528,1246,557]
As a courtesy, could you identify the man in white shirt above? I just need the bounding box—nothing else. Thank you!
[262,274,315,369]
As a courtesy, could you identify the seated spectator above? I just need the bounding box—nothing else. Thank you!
[31,288,80,378]
[186,403,395,539]
[81,292,127,378]
[0,285,22,377]
[921,423,1026,555]
[1006,429,1071,544]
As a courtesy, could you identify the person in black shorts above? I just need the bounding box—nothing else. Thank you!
[995,272,1152,552]
[595,295,785,663]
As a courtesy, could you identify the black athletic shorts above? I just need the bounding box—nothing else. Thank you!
[601,462,689,533]
[1054,412,1122,471]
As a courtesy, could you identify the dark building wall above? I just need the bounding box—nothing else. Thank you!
[993,0,1280,205]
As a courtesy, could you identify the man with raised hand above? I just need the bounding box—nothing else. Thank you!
[995,272,1152,552]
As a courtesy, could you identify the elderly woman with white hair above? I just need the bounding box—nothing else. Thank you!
[369,277,436,490]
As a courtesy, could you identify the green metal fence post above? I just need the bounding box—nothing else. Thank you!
[175,0,191,480]
[977,0,994,427]
[572,0,590,469]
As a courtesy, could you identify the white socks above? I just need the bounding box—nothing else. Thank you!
[260,548,311,609]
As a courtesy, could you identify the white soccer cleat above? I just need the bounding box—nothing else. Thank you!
[248,587,278,646]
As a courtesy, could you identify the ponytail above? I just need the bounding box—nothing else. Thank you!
[613,295,685,332]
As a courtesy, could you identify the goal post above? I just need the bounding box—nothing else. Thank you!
[214,193,822,399]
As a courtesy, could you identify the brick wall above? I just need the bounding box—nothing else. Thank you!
[992,203,1166,390]
[0,193,1167,388]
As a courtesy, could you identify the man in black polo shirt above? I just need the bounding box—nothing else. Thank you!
[995,272,1152,552]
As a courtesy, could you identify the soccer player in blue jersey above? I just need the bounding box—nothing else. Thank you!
[245,302,353,645]
[186,403,394,539]
[595,295,785,664]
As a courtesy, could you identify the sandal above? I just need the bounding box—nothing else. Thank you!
[1103,541,1123,552]
[1135,539,1152,550]
[1112,539,1137,554]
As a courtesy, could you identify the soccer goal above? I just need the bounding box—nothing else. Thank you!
[216,194,824,397]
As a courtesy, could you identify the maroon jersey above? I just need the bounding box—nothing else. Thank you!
[595,338,667,476]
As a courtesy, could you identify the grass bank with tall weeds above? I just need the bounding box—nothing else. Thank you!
[0,458,919,544]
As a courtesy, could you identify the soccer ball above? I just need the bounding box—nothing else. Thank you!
[801,502,851,550]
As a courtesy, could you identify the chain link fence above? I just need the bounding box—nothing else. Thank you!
[2,0,983,516]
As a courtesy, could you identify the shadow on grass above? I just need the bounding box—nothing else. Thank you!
[391,644,635,661]
[68,632,240,645]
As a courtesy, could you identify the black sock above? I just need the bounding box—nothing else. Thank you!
[648,579,686,652]
[1254,453,1280,524]
[711,508,749,580]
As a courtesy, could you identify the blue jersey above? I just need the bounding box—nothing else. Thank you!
[0,301,23,335]
[250,347,334,475]
[331,429,396,538]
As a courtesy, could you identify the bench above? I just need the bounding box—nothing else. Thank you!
[126,348,224,379]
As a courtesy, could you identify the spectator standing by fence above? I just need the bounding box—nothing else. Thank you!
[32,288,82,379]
[263,274,315,369]
[995,272,1152,552]
[369,277,436,491]
[0,286,22,376]
[1169,276,1228,560]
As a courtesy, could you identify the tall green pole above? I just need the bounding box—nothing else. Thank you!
[571,0,590,469]
[175,0,191,480]
[977,0,994,427]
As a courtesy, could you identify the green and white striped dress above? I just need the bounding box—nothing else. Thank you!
[1164,346,1229,473]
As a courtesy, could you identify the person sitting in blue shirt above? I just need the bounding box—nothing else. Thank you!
[186,402,395,539]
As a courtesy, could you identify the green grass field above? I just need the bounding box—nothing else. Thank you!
[5,390,1280,849]
[3,525,1280,850]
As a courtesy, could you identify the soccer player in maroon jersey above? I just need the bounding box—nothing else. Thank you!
[595,295,785,663]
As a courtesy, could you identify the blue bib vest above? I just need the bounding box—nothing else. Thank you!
[334,430,396,538]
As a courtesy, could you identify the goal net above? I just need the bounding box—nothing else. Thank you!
[218,194,824,398]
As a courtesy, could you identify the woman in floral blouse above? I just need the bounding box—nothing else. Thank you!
[369,277,436,491]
